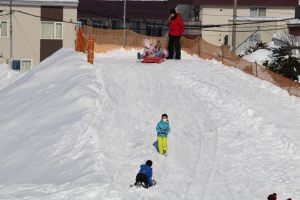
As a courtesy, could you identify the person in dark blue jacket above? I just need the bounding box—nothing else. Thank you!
[134,160,155,188]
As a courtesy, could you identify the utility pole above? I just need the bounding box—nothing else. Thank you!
[232,0,237,53]
[123,0,127,47]
[9,0,13,68]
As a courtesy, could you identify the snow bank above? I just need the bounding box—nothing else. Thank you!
[0,48,299,200]
[243,49,272,64]
[0,49,119,199]
[0,63,23,91]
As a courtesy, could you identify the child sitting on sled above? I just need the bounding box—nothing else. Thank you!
[137,39,165,60]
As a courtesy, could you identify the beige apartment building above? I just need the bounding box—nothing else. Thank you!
[0,0,78,71]
[174,0,297,52]
[201,6,294,52]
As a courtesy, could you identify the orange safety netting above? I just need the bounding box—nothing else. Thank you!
[76,26,300,97]
[75,27,87,53]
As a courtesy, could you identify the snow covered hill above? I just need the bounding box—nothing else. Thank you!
[0,64,23,91]
[0,48,299,200]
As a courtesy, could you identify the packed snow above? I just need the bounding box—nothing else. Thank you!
[243,49,272,64]
[0,63,23,91]
[0,48,299,200]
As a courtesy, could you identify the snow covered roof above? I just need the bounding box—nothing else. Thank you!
[0,0,78,6]
[288,19,300,26]
[91,0,298,6]
[272,33,300,47]
[229,16,291,21]
[191,0,298,6]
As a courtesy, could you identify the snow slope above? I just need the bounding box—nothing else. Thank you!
[0,48,299,200]
[0,64,23,91]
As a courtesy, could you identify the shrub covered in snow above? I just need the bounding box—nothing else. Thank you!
[263,46,300,81]
[239,41,269,57]
[241,34,300,82]
[242,49,272,65]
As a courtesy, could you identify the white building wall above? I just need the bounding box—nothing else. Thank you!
[200,6,295,47]
[63,7,77,49]
[0,4,77,69]
[0,5,41,67]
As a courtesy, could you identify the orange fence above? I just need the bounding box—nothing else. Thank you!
[75,27,86,53]
[76,26,300,97]
[75,27,95,65]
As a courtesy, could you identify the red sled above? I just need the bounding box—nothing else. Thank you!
[142,57,165,64]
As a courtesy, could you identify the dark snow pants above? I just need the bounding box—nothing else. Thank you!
[168,36,181,59]
[135,173,150,188]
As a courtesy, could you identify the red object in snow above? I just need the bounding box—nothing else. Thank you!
[169,13,185,37]
[142,57,165,63]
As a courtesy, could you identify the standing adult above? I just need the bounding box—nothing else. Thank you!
[167,8,185,60]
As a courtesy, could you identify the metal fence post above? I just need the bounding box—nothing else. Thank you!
[221,45,224,64]
[197,34,201,57]
[88,35,94,65]
[255,61,258,77]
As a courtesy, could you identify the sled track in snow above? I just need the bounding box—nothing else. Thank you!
[172,61,300,199]
[1,49,299,200]
[91,51,300,200]
[93,57,219,200]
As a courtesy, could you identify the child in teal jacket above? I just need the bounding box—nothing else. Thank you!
[156,114,171,155]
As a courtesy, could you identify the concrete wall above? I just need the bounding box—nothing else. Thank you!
[0,5,77,69]
[200,6,294,47]
[63,7,77,49]
[0,7,11,64]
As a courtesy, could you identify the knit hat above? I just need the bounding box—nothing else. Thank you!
[162,113,168,118]
[144,39,151,48]
[170,9,176,15]
[146,160,153,167]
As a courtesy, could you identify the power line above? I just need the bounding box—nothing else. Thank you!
[9,0,12,68]
[202,27,288,32]
[210,24,287,29]
[13,9,292,32]
[13,10,78,25]
[194,18,292,28]
[0,12,10,16]
[77,8,293,28]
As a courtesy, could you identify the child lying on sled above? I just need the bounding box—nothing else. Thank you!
[137,40,166,60]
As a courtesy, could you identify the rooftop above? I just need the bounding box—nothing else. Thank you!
[0,0,78,6]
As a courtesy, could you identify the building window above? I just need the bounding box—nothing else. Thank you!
[250,7,266,17]
[92,19,108,29]
[112,19,122,30]
[193,5,200,21]
[0,21,8,37]
[146,25,162,37]
[41,21,63,39]
[12,59,32,71]
[224,35,228,46]
[79,19,88,26]
[131,21,141,33]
